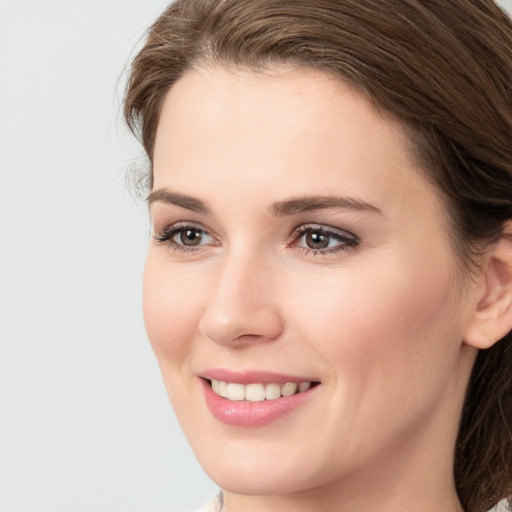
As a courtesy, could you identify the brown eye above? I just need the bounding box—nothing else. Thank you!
[154,223,217,252]
[305,231,330,250]
[178,228,204,246]
[293,224,359,254]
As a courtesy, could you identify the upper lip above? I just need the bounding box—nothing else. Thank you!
[199,368,319,385]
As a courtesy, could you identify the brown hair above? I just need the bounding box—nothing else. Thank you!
[124,1,512,510]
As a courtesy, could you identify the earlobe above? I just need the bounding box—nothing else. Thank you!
[464,223,512,350]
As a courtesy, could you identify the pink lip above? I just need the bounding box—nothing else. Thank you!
[199,370,320,427]
[200,368,317,385]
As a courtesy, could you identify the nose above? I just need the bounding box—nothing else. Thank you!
[198,252,283,346]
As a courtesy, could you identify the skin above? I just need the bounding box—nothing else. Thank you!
[144,65,489,512]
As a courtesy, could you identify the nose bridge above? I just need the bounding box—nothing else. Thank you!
[223,246,268,302]
[198,244,282,345]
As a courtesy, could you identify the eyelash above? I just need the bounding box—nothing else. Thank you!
[290,224,359,255]
[153,222,359,256]
[153,222,217,253]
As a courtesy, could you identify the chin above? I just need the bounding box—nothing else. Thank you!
[202,458,315,496]
[189,428,340,497]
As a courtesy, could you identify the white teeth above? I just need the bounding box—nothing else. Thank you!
[227,383,245,401]
[265,383,281,400]
[245,383,266,402]
[281,382,298,397]
[210,379,314,401]
[218,380,229,398]
[298,381,311,392]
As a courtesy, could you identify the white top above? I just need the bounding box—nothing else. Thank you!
[195,493,223,512]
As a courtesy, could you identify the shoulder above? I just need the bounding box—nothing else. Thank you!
[193,492,223,512]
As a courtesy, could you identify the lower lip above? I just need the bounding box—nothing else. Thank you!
[201,379,317,427]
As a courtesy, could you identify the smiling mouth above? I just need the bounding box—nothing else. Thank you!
[207,379,319,402]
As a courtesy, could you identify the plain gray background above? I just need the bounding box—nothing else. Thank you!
[1,1,511,511]
[0,1,217,511]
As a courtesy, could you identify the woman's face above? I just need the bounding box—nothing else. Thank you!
[145,66,477,500]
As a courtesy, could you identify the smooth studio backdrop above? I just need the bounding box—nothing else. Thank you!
[0,1,217,511]
[1,1,511,511]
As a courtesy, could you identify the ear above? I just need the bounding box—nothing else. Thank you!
[464,222,512,349]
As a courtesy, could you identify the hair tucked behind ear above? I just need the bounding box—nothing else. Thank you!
[124,1,512,510]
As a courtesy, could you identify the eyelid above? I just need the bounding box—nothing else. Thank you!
[289,223,360,254]
[153,221,219,251]
[152,220,204,238]
[291,223,358,241]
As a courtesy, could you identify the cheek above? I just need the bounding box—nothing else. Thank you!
[285,253,462,413]
[142,254,205,370]
[288,260,456,349]
[280,259,464,468]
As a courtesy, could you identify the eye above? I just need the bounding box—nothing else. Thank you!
[291,224,359,254]
[154,222,217,252]
[175,227,207,246]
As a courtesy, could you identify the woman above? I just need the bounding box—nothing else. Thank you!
[124,1,512,511]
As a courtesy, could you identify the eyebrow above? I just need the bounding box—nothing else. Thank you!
[147,189,210,214]
[270,195,382,216]
[147,188,382,216]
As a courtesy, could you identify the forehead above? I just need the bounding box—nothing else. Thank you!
[152,65,442,222]
[155,65,402,154]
